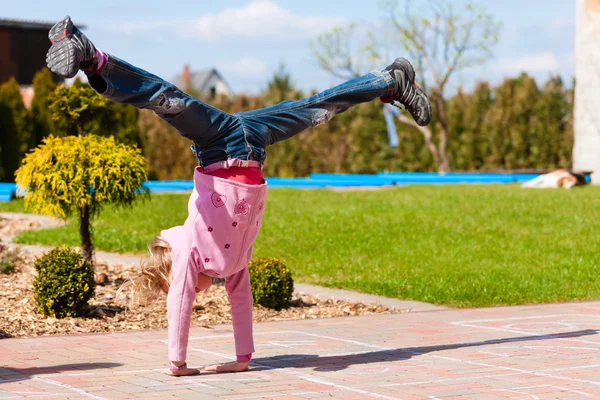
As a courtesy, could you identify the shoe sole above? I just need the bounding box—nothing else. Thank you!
[46,17,78,78]
[395,57,416,85]
[394,57,431,126]
[413,86,432,127]
[48,17,73,43]
[394,58,432,127]
[46,40,79,79]
[400,58,432,126]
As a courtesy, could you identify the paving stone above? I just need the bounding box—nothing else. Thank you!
[1,300,599,399]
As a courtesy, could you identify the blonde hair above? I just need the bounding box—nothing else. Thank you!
[118,236,173,304]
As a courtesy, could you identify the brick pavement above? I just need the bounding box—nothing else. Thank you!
[1,301,599,399]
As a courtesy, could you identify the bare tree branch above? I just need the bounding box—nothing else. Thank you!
[390,4,442,85]
[311,25,364,79]
[396,114,442,166]
[312,0,501,172]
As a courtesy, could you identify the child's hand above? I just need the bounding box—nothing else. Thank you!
[205,361,249,373]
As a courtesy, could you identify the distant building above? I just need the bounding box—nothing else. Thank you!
[0,18,85,108]
[0,18,65,85]
[174,65,234,99]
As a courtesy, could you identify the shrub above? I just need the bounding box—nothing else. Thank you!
[31,68,57,146]
[137,109,197,180]
[33,246,95,318]
[248,257,294,310]
[16,134,149,262]
[0,242,19,274]
[0,77,34,181]
[49,84,141,147]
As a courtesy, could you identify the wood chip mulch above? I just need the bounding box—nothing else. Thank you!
[0,217,401,339]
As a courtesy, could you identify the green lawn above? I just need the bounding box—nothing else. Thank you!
[2,185,599,308]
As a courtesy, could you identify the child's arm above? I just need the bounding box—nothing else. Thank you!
[166,247,200,376]
[206,267,254,373]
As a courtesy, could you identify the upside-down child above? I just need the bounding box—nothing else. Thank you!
[45,16,432,376]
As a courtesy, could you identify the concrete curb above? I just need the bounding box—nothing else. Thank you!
[294,282,446,311]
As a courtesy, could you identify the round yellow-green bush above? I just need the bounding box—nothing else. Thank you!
[33,246,95,318]
[16,134,149,262]
[248,257,294,310]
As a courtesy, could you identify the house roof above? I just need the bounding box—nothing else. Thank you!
[174,68,234,95]
[189,69,216,92]
[0,18,85,30]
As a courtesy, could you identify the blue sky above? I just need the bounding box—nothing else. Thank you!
[5,0,575,94]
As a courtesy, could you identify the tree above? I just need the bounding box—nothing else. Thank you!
[452,74,573,171]
[49,84,110,137]
[137,109,198,180]
[0,102,18,181]
[15,135,149,263]
[484,73,540,170]
[0,78,34,181]
[260,66,319,176]
[463,82,494,170]
[312,24,383,79]
[264,64,302,105]
[31,68,58,146]
[313,0,501,171]
[533,77,569,168]
[49,84,141,147]
[558,78,575,168]
[106,102,142,148]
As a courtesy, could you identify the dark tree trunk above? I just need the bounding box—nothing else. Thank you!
[79,205,94,263]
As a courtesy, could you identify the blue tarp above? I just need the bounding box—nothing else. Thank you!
[310,172,541,185]
[142,180,194,192]
[0,183,17,202]
[265,177,395,188]
[0,172,555,202]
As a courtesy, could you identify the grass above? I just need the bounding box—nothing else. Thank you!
[2,185,599,308]
[2,194,189,254]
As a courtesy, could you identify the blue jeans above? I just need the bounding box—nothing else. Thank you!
[89,55,396,168]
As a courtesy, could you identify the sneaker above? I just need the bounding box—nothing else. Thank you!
[46,16,97,79]
[380,57,432,127]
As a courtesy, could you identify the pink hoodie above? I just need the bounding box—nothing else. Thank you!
[161,167,268,362]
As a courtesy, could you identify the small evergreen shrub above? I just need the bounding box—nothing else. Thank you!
[16,134,149,262]
[33,246,95,318]
[248,257,294,310]
[0,243,19,274]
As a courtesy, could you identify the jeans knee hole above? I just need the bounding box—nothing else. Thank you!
[152,92,185,114]
[312,110,332,127]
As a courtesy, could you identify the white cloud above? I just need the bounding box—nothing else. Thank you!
[218,57,270,93]
[177,0,348,42]
[495,52,561,74]
[104,20,177,35]
[100,1,348,43]
[552,16,575,30]
[219,57,269,78]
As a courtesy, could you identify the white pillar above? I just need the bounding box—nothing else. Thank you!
[574,0,600,183]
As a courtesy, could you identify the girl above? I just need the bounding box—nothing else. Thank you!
[45,16,431,376]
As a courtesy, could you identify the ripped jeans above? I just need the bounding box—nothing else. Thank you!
[88,55,397,168]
